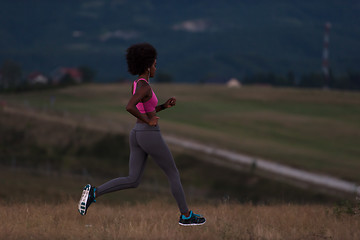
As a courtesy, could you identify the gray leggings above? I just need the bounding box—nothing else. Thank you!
[96,123,189,214]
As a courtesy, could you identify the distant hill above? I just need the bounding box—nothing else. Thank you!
[0,0,359,82]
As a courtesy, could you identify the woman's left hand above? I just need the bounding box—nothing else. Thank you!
[164,97,176,108]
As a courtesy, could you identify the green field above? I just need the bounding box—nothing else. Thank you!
[1,84,360,183]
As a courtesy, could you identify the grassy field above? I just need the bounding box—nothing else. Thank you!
[1,84,359,183]
[0,167,359,240]
[1,84,360,239]
[1,199,359,240]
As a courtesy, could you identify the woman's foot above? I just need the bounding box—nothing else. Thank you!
[179,211,206,226]
[78,184,96,215]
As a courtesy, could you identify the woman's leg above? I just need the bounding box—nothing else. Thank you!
[96,129,148,197]
[136,130,189,214]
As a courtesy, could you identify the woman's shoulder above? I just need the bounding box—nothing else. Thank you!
[134,79,151,94]
[136,79,150,88]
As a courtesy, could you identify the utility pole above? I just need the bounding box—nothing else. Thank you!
[322,22,331,88]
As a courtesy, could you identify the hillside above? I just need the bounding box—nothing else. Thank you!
[1,84,360,185]
[0,106,341,204]
[0,0,359,82]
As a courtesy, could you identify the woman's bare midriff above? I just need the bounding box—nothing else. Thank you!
[136,111,157,124]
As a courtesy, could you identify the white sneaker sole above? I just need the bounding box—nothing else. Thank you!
[78,184,91,215]
[179,220,206,226]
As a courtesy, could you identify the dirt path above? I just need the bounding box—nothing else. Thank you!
[164,135,360,196]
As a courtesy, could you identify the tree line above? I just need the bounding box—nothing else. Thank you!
[0,60,96,92]
[1,60,359,91]
[241,70,360,90]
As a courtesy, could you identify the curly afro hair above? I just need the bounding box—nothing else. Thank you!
[126,43,157,75]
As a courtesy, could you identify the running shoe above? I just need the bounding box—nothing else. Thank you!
[78,184,96,216]
[179,211,206,226]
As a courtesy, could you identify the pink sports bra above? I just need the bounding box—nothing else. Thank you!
[133,78,158,113]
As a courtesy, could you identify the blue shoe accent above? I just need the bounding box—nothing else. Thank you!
[181,211,193,220]
[93,187,97,203]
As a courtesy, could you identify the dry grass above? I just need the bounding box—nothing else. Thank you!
[0,200,359,240]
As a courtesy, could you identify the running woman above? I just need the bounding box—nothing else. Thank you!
[78,43,206,226]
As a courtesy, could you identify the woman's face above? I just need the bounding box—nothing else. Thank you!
[150,59,157,78]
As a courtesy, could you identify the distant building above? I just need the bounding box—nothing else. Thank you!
[227,78,241,88]
[51,67,83,84]
[27,72,48,85]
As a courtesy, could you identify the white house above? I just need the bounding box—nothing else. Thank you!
[27,72,48,85]
[227,78,242,88]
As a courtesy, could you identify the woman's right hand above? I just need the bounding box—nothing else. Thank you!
[148,116,159,126]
